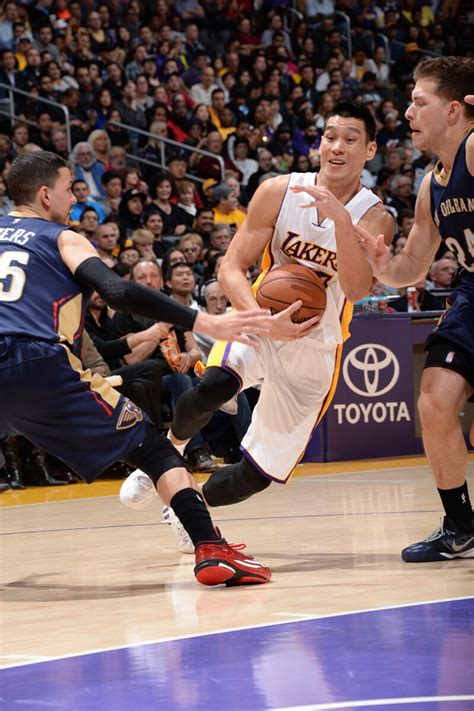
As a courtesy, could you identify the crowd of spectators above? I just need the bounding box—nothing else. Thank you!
[0,0,470,488]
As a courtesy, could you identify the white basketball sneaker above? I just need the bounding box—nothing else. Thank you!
[119,469,157,509]
[162,505,194,554]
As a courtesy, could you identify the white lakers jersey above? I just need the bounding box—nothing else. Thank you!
[263,172,381,349]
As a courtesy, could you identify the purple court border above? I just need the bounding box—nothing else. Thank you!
[1,598,473,709]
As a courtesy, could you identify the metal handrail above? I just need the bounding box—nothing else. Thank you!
[0,82,72,154]
[335,11,352,59]
[108,120,225,183]
[285,6,304,32]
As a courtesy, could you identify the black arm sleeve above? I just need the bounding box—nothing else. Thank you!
[75,257,198,332]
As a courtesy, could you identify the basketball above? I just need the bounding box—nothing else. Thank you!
[256,264,327,323]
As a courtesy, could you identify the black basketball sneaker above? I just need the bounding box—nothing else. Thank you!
[402,517,474,562]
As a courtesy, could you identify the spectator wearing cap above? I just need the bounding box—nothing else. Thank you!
[398,43,421,85]
[359,71,383,107]
[118,188,147,237]
[376,112,407,153]
[13,34,31,72]
[212,186,246,231]
[70,179,106,224]
[72,141,106,200]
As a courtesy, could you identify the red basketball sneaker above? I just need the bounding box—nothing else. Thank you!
[194,540,272,586]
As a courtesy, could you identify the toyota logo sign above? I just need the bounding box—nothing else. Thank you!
[342,343,400,397]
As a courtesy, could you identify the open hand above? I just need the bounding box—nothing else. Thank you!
[194,308,273,346]
[291,184,350,224]
[353,223,391,277]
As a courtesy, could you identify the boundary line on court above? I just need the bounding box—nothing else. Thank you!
[0,595,472,671]
[276,695,474,710]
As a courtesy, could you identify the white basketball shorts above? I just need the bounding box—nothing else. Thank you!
[207,336,340,482]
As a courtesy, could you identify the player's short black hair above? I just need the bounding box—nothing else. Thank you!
[325,101,377,142]
[165,260,193,282]
[7,151,69,205]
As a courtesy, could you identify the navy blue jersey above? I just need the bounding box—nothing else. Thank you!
[0,214,88,348]
[430,130,474,279]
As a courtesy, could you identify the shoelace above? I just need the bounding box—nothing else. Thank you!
[424,519,455,542]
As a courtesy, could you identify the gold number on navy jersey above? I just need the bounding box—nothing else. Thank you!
[445,229,474,272]
[0,251,30,302]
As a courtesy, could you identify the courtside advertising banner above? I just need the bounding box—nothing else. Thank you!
[306,316,416,461]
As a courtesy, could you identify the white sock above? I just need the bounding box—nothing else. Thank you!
[167,429,188,456]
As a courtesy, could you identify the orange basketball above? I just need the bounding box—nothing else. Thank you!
[256,263,327,323]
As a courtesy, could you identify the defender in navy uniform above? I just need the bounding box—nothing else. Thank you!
[0,151,273,587]
[356,57,474,562]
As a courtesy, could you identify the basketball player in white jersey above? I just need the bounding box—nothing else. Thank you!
[121,102,394,536]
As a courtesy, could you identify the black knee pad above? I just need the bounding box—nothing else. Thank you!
[203,455,271,506]
[195,367,241,412]
[123,425,188,485]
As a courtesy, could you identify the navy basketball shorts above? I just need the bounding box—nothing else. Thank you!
[0,336,149,482]
[424,281,474,390]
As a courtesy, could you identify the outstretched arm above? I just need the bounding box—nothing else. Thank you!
[58,232,272,346]
[354,173,441,287]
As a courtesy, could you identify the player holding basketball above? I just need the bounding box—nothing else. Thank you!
[121,101,394,538]
[354,57,474,562]
[0,152,274,586]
